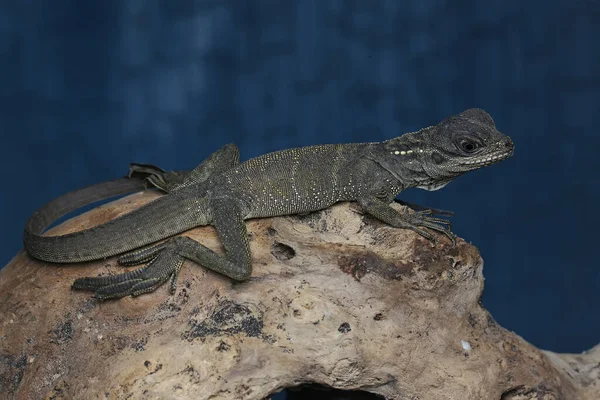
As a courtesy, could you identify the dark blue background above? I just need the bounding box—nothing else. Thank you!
[1,0,598,355]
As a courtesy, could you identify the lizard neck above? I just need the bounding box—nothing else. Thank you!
[366,132,433,190]
[366,126,469,193]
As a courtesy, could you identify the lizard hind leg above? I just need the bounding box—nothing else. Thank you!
[71,196,252,300]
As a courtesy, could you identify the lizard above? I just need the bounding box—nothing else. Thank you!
[23,108,514,300]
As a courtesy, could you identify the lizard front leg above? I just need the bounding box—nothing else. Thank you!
[128,143,240,193]
[127,163,188,192]
[359,196,456,244]
[393,199,455,217]
[72,197,252,300]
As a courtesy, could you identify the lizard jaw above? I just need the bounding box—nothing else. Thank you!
[461,148,514,168]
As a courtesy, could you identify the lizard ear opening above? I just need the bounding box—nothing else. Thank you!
[431,151,445,165]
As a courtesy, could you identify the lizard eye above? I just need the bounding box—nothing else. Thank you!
[459,139,479,153]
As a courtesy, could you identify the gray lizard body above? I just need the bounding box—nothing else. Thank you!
[24,108,514,300]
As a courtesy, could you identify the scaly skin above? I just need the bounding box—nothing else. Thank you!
[23,108,514,300]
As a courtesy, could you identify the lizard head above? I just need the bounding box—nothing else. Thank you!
[424,108,514,173]
[376,108,514,190]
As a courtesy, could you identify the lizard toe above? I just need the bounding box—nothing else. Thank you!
[118,242,166,266]
[93,280,142,300]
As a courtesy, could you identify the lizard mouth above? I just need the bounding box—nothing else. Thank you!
[461,148,514,167]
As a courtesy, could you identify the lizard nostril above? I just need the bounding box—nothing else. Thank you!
[504,140,513,148]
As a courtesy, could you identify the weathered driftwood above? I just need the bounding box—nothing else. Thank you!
[0,191,598,400]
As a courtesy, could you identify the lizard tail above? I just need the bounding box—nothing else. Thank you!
[23,179,209,263]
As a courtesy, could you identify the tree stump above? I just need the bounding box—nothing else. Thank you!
[0,191,598,399]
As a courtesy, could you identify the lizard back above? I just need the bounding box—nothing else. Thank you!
[217,143,372,218]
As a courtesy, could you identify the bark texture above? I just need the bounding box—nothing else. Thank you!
[0,192,598,399]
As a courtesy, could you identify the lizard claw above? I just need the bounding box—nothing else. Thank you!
[413,210,453,231]
[72,237,186,300]
[408,211,457,245]
[394,199,456,217]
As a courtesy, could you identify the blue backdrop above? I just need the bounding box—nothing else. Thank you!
[0,0,598,355]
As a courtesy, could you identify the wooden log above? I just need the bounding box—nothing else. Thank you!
[0,192,597,399]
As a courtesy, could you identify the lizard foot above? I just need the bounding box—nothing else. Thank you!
[71,237,186,300]
[407,210,457,245]
[394,199,455,217]
[128,163,186,193]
